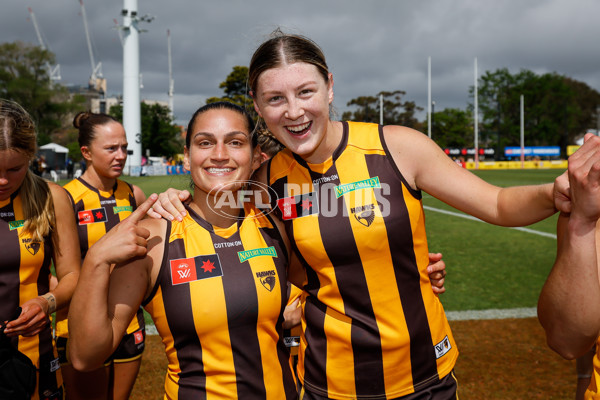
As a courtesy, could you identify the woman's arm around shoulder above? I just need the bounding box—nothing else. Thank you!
[383,125,555,226]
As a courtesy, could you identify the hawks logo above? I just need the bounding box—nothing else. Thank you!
[22,238,41,255]
[350,204,376,227]
[256,270,277,292]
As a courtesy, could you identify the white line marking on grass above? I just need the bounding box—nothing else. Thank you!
[423,206,556,239]
[445,307,537,321]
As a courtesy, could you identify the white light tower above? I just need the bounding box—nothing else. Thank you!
[167,29,174,119]
[122,0,142,174]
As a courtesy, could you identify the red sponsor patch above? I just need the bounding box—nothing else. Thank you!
[133,330,144,344]
[77,210,94,225]
[170,257,198,285]
[277,196,298,220]
[77,207,108,225]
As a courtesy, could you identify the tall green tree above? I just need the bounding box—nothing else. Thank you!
[341,90,423,129]
[473,68,600,156]
[426,108,473,149]
[205,66,256,120]
[0,41,84,144]
[109,102,183,158]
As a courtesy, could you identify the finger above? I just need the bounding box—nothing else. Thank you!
[128,193,158,224]
[431,286,446,294]
[428,252,442,263]
[136,225,151,241]
[427,260,446,274]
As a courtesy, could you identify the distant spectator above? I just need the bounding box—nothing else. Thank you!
[66,158,74,179]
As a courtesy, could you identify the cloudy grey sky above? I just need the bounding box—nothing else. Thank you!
[3,0,599,126]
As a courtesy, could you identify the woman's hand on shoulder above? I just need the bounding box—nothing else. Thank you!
[147,188,191,221]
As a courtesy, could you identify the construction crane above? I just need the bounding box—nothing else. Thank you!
[79,0,105,95]
[167,29,174,118]
[27,7,61,82]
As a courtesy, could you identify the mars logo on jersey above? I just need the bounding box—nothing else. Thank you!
[277,191,319,220]
[351,204,376,227]
[22,238,41,255]
[256,270,277,292]
[170,254,223,285]
[77,208,108,225]
[434,335,452,359]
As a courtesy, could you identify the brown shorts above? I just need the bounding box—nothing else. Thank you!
[298,370,458,400]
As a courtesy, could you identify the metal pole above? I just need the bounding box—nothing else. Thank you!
[379,93,383,125]
[123,0,142,174]
[428,57,431,138]
[474,57,479,169]
[520,94,525,168]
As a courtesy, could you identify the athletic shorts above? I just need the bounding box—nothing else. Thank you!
[56,328,145,366]
[298,370,458,400]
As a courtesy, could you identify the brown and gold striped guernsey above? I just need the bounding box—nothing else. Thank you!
[267,121,458,399]
[56,177,143,338]
[0,193,63,399]
[143,203,297,399]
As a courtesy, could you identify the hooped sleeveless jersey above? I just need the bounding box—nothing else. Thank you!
[56,177,143,338]
[267,121,458,399]
[142,204,297,399]
[0,192,63,395]
[584,337,600,399]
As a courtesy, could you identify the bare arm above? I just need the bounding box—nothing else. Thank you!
[5,183,81,337]
[68,195,159,371]
[538,135,600,359]
[384,126,556,227]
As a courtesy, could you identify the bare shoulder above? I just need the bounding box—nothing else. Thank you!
[48,181,71,207]
[132,184,146,204]
[381,125,437,189]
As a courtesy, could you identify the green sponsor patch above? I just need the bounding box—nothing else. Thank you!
[113,206,133,213]
[238,246,277,263]
[9,220,25,230]
[334,177,381,198]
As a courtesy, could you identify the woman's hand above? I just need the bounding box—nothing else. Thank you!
[147,188,191,221]
[427,252,447,294]
[3,299,50,337]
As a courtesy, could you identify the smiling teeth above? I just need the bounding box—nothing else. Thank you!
[207,168,233,173]
[287,122,310,133]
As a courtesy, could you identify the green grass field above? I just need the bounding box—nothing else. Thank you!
[72,168,562,314]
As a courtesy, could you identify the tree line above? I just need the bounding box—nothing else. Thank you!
[2,40,598,160]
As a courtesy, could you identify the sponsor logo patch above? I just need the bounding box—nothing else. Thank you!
[113,205,133,214]
[170,254,223,285]
[334,177,381,198]
[256,269,277,292]
[277,191,319,220]
[284,336,300,348]
[49,357,60,372]
[8,219,24,230]
[237,246,277,263]
[133,330,144,344]
[434,335,452,359]
[77,208,108,225]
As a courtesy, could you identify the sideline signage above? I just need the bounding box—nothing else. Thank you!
[504,146,560,157]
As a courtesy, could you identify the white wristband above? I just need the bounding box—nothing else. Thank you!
[41,292,56,314]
